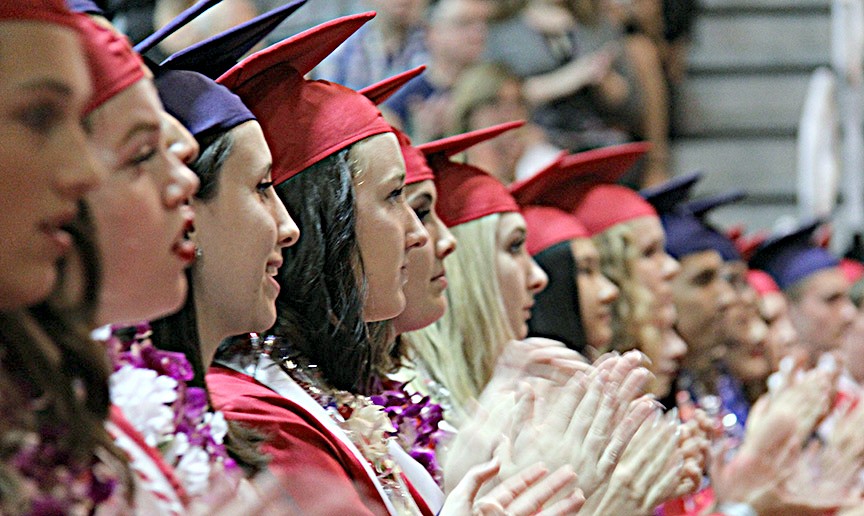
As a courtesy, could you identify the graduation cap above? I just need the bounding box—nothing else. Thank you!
[159,0,306,79]
[418,121,525,228]
[134,0,223,54]
[358,66,432,185]
[521,206,589,256]
[640,171,702,214]
[749,220,839,290]
[746,269,780,296]
[660,191,743,262]
[509,143,653,235]
[217,12,395,186]
[74,13,145,115]
[146,2,308,139]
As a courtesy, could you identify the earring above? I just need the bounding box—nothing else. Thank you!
[195,246,203,259]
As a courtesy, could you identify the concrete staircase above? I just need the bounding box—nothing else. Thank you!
[670,0,832,231]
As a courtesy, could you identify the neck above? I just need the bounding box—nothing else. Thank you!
[194,300,227,372]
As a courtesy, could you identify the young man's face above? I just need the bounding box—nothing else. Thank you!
[788,267,856,360]
[673,250,735,364]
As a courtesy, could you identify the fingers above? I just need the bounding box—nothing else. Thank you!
[506,466,578,516]
[596,397,655,479]
[482,462,548,509]
[453,457,504,506]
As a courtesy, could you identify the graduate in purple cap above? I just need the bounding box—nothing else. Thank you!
[750,221,856,367]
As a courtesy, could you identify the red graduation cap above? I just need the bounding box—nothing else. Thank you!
[1,0,79,27]
[522,205,589,256]
[76,14,146,115]
[509,142,653,235]
[393,127,433,185]
[840,258,864,285]
[419,121,525,228]
[359,65,426,105]
[357,65,432,185]
[746,269,780,296]
[217,12,394,186]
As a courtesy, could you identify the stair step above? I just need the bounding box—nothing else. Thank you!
[676,72,813,136]
[690,13,830,70]
[700,0,828,13]
[699,201,798,233]
[671,136,798,195]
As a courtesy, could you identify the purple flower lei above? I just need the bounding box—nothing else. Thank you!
[1,356,117,515]
[104,323,237,494]
[371,379,447,485]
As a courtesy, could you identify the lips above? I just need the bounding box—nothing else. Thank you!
[171,208,196,264]
[265,258,283,277]
[39,208,77,254]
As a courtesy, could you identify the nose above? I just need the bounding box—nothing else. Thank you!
[662,253,680,281]
[273,195,299,249]
[163,155,200,209]
[841,296,857,323]
[434,218,457,260]
[666,330,688,360]
[599,274,620,304]
[57,128,105,200]
[404,205,429,251]
[165,113,200,165]
[717,276,736,310]
[527,257,548,295]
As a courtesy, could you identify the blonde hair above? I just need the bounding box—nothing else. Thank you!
[592,221,662,357]
[402,214,515,421]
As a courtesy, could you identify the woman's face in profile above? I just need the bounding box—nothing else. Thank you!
[352,132,429,322]
[85,79,200,326]
[0,21,102,310]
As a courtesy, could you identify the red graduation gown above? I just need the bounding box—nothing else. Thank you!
[207,364,393,515]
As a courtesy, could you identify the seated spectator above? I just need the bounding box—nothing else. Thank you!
[316,0,430,90]
[450,62,562,183]
[384,0,492,142]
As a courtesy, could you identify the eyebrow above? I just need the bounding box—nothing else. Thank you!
[120,121,161,147]
[409,192,434,204]
[20,78,73,96]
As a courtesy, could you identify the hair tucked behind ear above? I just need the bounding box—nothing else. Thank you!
[269,149,374,393]
[149,128,269,475]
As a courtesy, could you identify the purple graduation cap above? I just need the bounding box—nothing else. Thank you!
[640,171,702,214]
[160,0,306,79]
[749,220,839,290]
[148,1,307,139]
[642,172,741,261]
[134,0,224,54]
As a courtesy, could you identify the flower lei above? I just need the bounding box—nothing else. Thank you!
[370,379,448,486]
[104,323,237,498]
[255,335,422,516]
[0,347,118,516]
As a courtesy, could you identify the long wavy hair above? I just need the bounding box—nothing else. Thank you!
[267,148,385,393]
[592,221,662,358]
[402,214,514,421]
[0,204,131,511]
